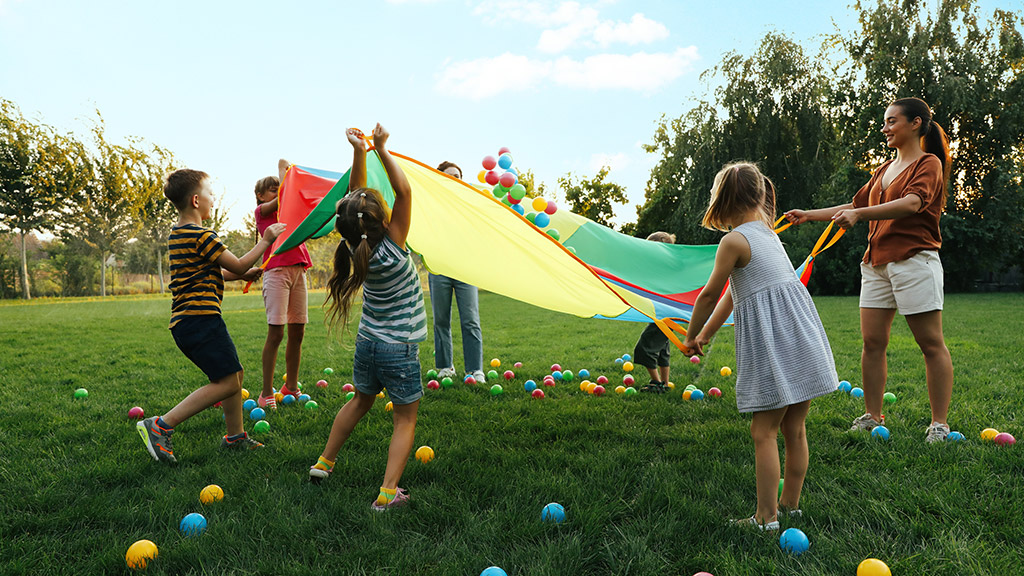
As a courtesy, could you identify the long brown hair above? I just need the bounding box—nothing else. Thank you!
[324,187,391,333]
[891,97,952,203]
[701,162,776,232]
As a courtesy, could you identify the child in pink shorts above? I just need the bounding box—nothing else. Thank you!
[255,160,312,409]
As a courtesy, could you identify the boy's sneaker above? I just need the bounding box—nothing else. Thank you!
[925,422,950,444]
[437,367,456,380]
[471,370,487,384]
[221,433,264,450]
[371,487,410,512]
[849,413,883,432]
[137,417,176,463]
[730,515,780,531]
[257,394,277,410]
[640,381,666,393]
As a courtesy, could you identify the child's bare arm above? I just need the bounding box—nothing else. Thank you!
[216,223,286,275]
[684,232,747,354]
[258,197,279,217]
[278,158,289,182]
[697,288,733,347]
[347,129,367,191]
[224,267,263,282]
[372,124,412,247]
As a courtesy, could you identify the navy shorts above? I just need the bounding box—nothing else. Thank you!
[633,322,671,368]
[353,335,423,405]
[171,315,243,382]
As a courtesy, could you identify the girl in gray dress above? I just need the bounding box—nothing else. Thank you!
[683,162,838,531]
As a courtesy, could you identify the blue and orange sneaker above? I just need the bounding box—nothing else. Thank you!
[221,432,264,451]
[137,416,176,463]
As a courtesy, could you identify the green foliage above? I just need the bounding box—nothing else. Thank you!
[557,166,627,228]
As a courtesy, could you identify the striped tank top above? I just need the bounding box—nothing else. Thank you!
[167,224,227,329]
[357,235,428,343]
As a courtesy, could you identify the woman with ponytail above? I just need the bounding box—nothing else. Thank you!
[785,97,954,443]
[309,124,428,512]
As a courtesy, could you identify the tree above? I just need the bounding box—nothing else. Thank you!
[517,169,548,199]
[0,99,89,298]
[131,145,177,293]
[557,166,627,228]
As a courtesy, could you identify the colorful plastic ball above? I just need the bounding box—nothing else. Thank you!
[883,392,897,405]
[304,400,319,411]
[415,445,435,463]
[683,390,693,400]
[486,358,499,368]
[526,212,538,224]
[614,358,624,366]
[482,155,497,170]
[498,146,511,155]
[427,380,440,390]
[427,369,438,379]
[376,391,386,399]
[385,401,393,412]
[779,527,810,556]
[254,420,270,434]
[567,246,577,254]
[73,388,88,399]
[622,361,634,372]
[128,406,145,420]
[593,385,606,396]
[690,355,701,364]
[544,201,557,215]
[857,558,892,576]
[579,381,589,392]
[249,407,265,421]
[543,378,556,387]
[126,539,158,570]
[591,376,606,386]
[624,387,637,396]
[441,377,454,388]
[709,387,722,398]
[499,171,516,188]
[483,369,496,381]
[512,203,525,215]
[323,367,334,375]
[274,392,284,403]
[199,484,224,504]
[282,374,288,382]
[477,169,488,183]
[481,567,507,576]
[525,380,538,392]
[498,153,513,169]
[342,383,355,392]
[298,394,311,403]
[532,389,545,399]
[851,387,865,398]
[691,389,705,400]
[281,394,296,405]
[586,382,597,394]
[576,369,590,379]
[685,384,696,392]
[720,366,732,377]
[838,380,852,393]
[994,432,1016,446]
[562,370,574,382]
[485,170,499,185]
[531,196,547,212]
[552,370,563,381]
[316,379,328,388]
[779,478,785,499]
[510,183,527,200]
[179,512,208,537]
[345,391,355,402]
[623,375,635,387]
[534,212,551,228]
[615,385,626,394]
[946,431,965,442]
[541,502,566,523]
[464,374,477,385]
[503,370,514,380]
[550,363,562,372]
[622,353,632,361]
[693,573,715,576]
[241,388,250,400]
[546,228,561,241]
[871,425,891,440]
[490,384,504,396]
[514,362,523,368]
[981,428,999,441]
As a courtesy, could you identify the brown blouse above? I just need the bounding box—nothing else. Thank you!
[851,154,944,266]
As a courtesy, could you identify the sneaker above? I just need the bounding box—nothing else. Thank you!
[471,370,487,384]
[849,413,883,432]
[437,367,457,380]
[280,386,300,398]
[221,433,264,450]
[257,394,277,410]
[371,487,410,512]
[309,466,331,483]
[925,422,950,444]
[779,506,803,518]
[137,416,176,463]
[730,515,780,531]
[640,381,666,393]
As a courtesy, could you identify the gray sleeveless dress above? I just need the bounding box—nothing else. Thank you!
[730,222,838,413]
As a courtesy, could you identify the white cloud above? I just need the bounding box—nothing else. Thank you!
[593,13,668,46]
[589,152,629,172]
[435,53,552,99]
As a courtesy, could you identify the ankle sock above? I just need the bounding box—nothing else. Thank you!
[155,417,173,431]
[313,456,335,472]
[376,486,397,506]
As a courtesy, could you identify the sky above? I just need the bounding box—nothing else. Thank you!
[0,0,1015,231]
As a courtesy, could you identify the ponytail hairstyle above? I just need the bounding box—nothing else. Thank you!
[702,162,776,232]
[892,97,952,203]
[324,187,392,333]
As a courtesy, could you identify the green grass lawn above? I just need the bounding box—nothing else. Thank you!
[1,291,1022,575]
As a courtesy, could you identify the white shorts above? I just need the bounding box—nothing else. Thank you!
[859,250,943,316]
[262,265,308,325]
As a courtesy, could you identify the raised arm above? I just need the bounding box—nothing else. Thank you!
[347,129,367,191]
[372,124,413,248]
[216,222,286,275]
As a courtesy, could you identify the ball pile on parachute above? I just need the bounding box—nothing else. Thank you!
[477,147,559,239]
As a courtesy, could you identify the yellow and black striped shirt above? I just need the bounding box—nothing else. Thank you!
[168,224,228,329]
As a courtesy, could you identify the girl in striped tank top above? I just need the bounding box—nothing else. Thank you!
[683,163,838,531]
[309,124,428,512]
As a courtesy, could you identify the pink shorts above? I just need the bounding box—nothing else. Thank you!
[262,265,308,325]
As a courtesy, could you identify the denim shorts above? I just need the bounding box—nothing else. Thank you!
[171,315,243,382]
[353,335,423,405]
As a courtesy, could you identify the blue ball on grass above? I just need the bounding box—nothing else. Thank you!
[871,425,890,440]
[779,527,809,556]
[850,387,864,398]
[179,512,207,537]
[250,407,266,420]
[541,502,566,524]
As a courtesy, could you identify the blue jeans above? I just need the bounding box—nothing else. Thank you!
[428,273,483,372]
[353,335,423,405]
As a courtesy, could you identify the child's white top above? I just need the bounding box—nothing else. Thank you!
[729,221,838,412]
[358,235,428,344]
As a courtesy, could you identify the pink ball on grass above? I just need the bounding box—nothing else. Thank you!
[531,389,545,399]
[690,355,701,364]
[623,375,635,386]
[994,432,1016,446]
[593,385,606,396]
[596,375,609,385]
[316,379,328,388]
[427,380,440,390]
[342,383,355,392]
[503,370,514,380]
[128,406,145,420]
[708,387,722,398]
[551,364,562,372]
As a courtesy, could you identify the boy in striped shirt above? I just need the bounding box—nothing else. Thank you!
[137,169,285,463]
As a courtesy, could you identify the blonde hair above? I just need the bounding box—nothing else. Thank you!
[646,231,676,243]
[701,162,776,232]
